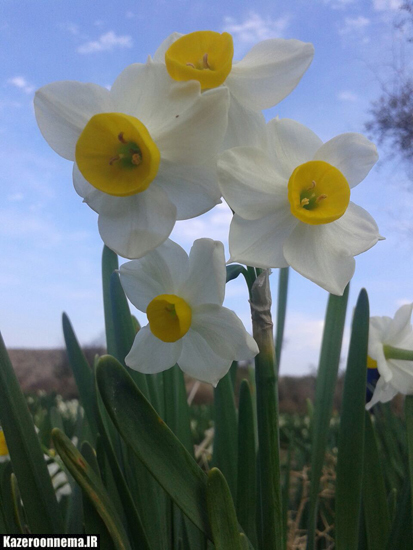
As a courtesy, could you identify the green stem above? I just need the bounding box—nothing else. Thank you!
[250,270,283,550]
[383,345,413,362]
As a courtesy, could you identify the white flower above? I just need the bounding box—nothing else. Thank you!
[218,118,381,295]
[119,238,258,386]
[153,31,314,150]
[34,59,229,259]
[366,303,413,410]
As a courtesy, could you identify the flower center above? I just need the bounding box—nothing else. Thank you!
[165,31,234,90]
[146,294,192,343]
[75,113,161,197]
[367,356,378,369]
[288,160,350,225]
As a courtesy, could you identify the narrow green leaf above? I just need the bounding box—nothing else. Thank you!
[102,245,119,357]
[363,412,391,550]
[62,313,99,438]
[96,354,211,538]
[1,463,19,534]
[11,474,26,533]
[0,334,63,534]
[52,428,131,550]
[405,395,413,529]
[385,480,412,550]
[306,284,349,550]
[275,267,289,372]
[226,265,248,283]
[213,370,238,501]
[236,380,257,548]
[207,468,242,550]
[335,289,369,550]
[239,533,250,550]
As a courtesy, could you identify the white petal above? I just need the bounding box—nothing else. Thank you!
[229,212,296,268]
[366,377,398,410]
[179,239,226,307]
[73,163,95,199]
[34,81,114,160]
[218,147,286,220]
[226,39,314,111]
[222,93,267,150]
[155,160,221,220]
[155,86,229,164]
[119,239,189,312]
[386,359,413,394]
[313,133,378,188]
[110,61,201,136]
[126,326,182,374]
[191,304,258,361]
[89,185,177,259]
[283,223,356,295]
[178,328,231,386]
[267,118,323,179]
[152,32,183,62]
[385,303,413,345]
[324,202,380,257]
[370,341,393,382]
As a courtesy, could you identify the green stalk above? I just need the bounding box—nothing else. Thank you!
[251,270,283,550]
[275,267,289,372]
[383,345,413,361]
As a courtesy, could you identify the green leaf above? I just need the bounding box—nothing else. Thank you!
[226,265,247,284]
[363,412,391,550]
[62,313,99,438]
[275,267,289,371]
[11,473,26,533]
[335,289,369,550]
[1,463,19,534]
[236,380,257,548]
[405,395,413,529]
[306,284,349,549]
[213,369,238,501]
[52,428,131,550]
[207,468,242,550]
[0,334,63,534]
[95,354,211,538]
[102,245,119,357]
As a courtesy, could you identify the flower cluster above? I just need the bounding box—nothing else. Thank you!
[34,30,382,383]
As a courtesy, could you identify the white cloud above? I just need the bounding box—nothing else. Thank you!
[59,22,79,35]
[373,0,402,11]
[339,15,371,35]
[77,31,133,54]
[322,0,356,9]
[337,90,358,101]
[7,76,35,94]
[222,11,290,44]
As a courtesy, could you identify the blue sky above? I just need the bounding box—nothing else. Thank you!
[1,0,412,375]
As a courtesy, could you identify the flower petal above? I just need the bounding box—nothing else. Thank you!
[386,358,413,394]
[179,239,226,307]
[385,303,413,345]
[226,39,314,110]
[73,163,95,199]
[283,223,356,295]
[366,377,398,410]
[178,328,231,386]
[222,93,267,150]
[267,118,323,179]
[218,147,286,220]
[154,86,229,164]
[110,61,201,136]
[152,32,183,62]
[155,160,221,220]
[313,133,378,188]
[229,212,295,268]
[87,185,177,259]
[119,239,189,312]
[324,202,380,257]
[191,304,258,361]
[34,81,114,160]
[126,325,182,374]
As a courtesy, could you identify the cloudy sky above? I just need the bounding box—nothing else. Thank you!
[1,0,412,375]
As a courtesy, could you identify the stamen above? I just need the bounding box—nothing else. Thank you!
[316,194,328,203]
[186,62,196,68]
[202,53,211,69]
[118,132,127,144]
[131,152,142,166]
[109,154,121,165]
[300,198,310,207]
[307,180,316,190]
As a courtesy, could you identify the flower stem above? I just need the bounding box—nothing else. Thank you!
[250,269,284,550]
[275,267,289,372]
[383,345,413,362]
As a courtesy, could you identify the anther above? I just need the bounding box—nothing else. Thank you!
[307,180,316,190]
[118,132,127,144]
[316,194,327,203]
[131,152,142,166]
[186,62,196,68]
[109,154,121,165]
[300,198,310,207]
[202,53,210,69]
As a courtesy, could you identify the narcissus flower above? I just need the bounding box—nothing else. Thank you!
[153,31,314,149]
[218,118,381,295]
[366,303,413,410]
[34,60,229,259]
[119,238,258,385]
